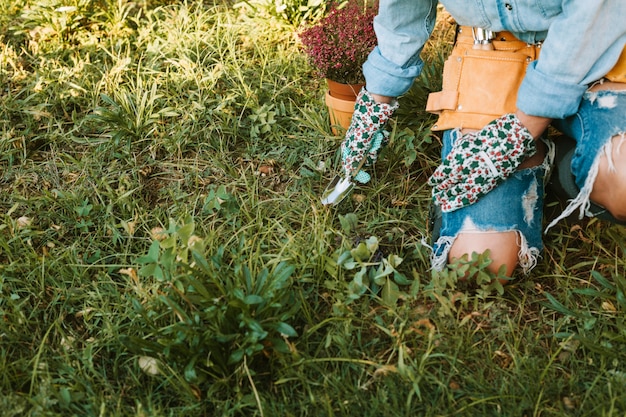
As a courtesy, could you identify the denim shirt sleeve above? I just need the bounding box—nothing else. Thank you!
[364,0,625,116]
[517,0,626,118]
[362,0,438,97]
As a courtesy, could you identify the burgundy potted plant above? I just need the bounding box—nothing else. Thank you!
[300,1,378,132]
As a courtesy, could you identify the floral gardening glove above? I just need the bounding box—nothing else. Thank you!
[341,88,398,183]
[428,113,537,212]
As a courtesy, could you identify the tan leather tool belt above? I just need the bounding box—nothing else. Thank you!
[426,26,540,131]
[426,26,625,131]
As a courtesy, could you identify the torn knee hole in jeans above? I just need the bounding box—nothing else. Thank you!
[430,219,540,275]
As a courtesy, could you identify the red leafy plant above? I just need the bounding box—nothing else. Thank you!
[299,1,378,85]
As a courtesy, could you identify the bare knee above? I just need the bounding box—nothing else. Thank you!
[449,231,519,278]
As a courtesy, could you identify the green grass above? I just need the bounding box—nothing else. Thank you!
[1,0,626,416]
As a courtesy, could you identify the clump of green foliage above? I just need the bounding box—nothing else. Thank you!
[2,0,626,416]
[122,219,300,383]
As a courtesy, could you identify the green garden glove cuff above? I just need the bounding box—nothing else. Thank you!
[340,88,398,183]
[428,113,537,212]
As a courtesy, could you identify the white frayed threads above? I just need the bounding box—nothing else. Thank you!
[545,155,598,232]
[522,179,538,225]
[607,132,626,172]
[516,231,540,274]
[588,91,619,109]
[598,95,618,109]
[545,134,626,231]
[543,138,556,184]
[430,236,455,271]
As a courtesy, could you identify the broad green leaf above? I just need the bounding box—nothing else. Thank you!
[351,242,370,261]
[365,236,379,254]
[192,251,212,275]
[153,265,164,281]
[393,271,411,286]
[243,265,253,292]
[246,319,268,339]
[273,262,295,284]
[178,222,195,245]
[232,288,245,301]
[324,256,339,278]
[256,268,269,293]
[387,254,403,268]
[267,337,290,353]
[137,240,160,264]
[338,213,357,234]
[617,290,626,308]
[59,387,71,406]
[382,279,400,307]
[184,359,198,382]
[343,260,358,270]
[160,248,176,269]
[336,250,353,266]
[348,267,368,299]
[274,322,298,337]
[160,235,177,249]
[373,261,395,285]
[571,288,606,297]
[228,349,244,364]
[138,263,157,278]
[244,294,264,305]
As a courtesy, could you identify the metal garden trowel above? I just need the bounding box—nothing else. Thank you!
[320,155,368,206]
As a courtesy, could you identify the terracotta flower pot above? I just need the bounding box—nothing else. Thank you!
[325,91,356,135]
[326,79,364,101]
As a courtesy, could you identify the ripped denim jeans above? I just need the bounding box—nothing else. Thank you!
[431,87,626,274]
[548,88,626,229]
[431,129,552,274]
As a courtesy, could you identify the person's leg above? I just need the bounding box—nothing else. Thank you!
[431,130,550,277]
[448,145,547,276]
[448,232,519,276]
[549,83,626,229]
[589,137,626,221]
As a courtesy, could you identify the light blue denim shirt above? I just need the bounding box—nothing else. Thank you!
[363,0,626,118]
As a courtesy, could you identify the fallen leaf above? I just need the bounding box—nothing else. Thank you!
[119,268,139,285]
[601,301,617,312]
[494,350,513,368]
[258,165,274,175]
[150,227,167,241]
[352,193,366,203]
[138,356,160,375]
[126,221,136,236]
[17,216,31,229]
[562,396,576,410]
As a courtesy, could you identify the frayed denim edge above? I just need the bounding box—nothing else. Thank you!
[517,232,540,273]
[427,235,455,272]
[545,132,626,232]
[427,231,540,275]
